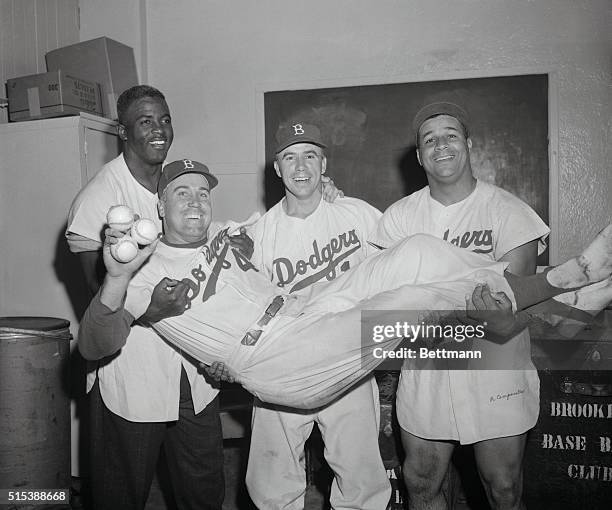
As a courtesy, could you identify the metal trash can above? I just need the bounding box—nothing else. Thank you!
[0,317,72,507]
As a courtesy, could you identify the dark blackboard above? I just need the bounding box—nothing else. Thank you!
[264,74,549,263]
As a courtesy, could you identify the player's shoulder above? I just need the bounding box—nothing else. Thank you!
[72,154,127,202]
[254,201,283,234]
[260,200,284,220]
[383,186,429,215]
[330,196,381,214]
[323,197,382,228]
[478,180,508,197]
[478,180,527,207]
[87,154,127,184]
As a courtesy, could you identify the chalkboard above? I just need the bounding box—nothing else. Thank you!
[264,74,549,263]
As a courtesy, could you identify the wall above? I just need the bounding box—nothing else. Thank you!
[82,0,610,262]
[141,0,610,262]
[78,0,146,83]
[0,0,79,123]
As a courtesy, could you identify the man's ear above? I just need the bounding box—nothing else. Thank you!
[467,138,473,151]
[274,160,281,178]
[416,148,422,166]
[118,124,128,142]
[321,155,327,174]
[157,199,165,218]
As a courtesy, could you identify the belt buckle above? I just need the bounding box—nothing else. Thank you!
[242,296,285,346]
[258,296,285,327]
[265,295,284,316]
[241,329,262,346]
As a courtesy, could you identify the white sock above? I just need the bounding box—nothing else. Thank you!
[547,223,612,288]
[553,277,612,314]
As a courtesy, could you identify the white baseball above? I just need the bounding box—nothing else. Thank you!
[107,205,134,232]
[110,235,139,263]
[131,218,159,245]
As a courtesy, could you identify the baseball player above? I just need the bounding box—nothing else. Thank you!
[66,85,225,510]
[245,122,390,509]
[79,158,612,412]
[375,101,549,510]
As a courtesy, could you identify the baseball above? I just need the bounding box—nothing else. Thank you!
[110,235,139,263]
[131,218,159,245]
[107,205,134,232]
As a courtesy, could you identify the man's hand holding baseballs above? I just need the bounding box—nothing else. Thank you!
[102,226,159,281]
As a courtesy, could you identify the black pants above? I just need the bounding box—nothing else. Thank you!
[89,369,224,510]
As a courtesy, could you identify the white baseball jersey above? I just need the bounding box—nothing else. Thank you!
[116,221,513,409]
[246,197,390,510]
[376,179,551,444]
[67,154,217,421]
[66,154,162,252]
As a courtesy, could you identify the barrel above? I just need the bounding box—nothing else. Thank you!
[0,317,72,502]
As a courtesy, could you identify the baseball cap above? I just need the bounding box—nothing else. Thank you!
[158,159,218,197]
[412,102,470,138]
[275,122,327,154]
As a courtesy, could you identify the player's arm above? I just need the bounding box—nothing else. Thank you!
[78,229,158,360]
[464,284,528,344]
[225,227,255,260]
[321,175,344,202]
[78,292,135,360]
[141,227,254,324]
[474,236,539,339]
[499,240,539,276]
[68,203,190,325]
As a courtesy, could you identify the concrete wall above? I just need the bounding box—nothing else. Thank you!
[80,0,611,261]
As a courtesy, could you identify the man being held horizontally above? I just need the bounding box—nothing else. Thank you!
[79,157,612,412]
[245,122,390,509]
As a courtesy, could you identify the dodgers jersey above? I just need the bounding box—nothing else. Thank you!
[66,154,162,252]
[125,218,280,364]
[246,196,389,510]
[251,197,382,293]
[375,180,550,258]
[67,154,216,421]
[377,179,550,444]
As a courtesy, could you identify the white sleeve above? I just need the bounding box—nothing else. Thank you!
[66,178,118,248]
[493,191,550,258]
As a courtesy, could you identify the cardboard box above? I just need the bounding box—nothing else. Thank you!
[6,71,103,121]
[46,37,138,120]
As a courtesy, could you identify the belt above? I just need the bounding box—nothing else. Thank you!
[241,296,285,346]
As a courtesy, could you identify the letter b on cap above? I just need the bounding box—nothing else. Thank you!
[182,159,195,169]
[292,124,304,136]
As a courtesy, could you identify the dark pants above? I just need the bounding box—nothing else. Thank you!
[89,369,224,510]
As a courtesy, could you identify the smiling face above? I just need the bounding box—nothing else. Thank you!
[158,173,212,244]
[416,114,473,187]
[274,142,327,203]
[119,96,173,167]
